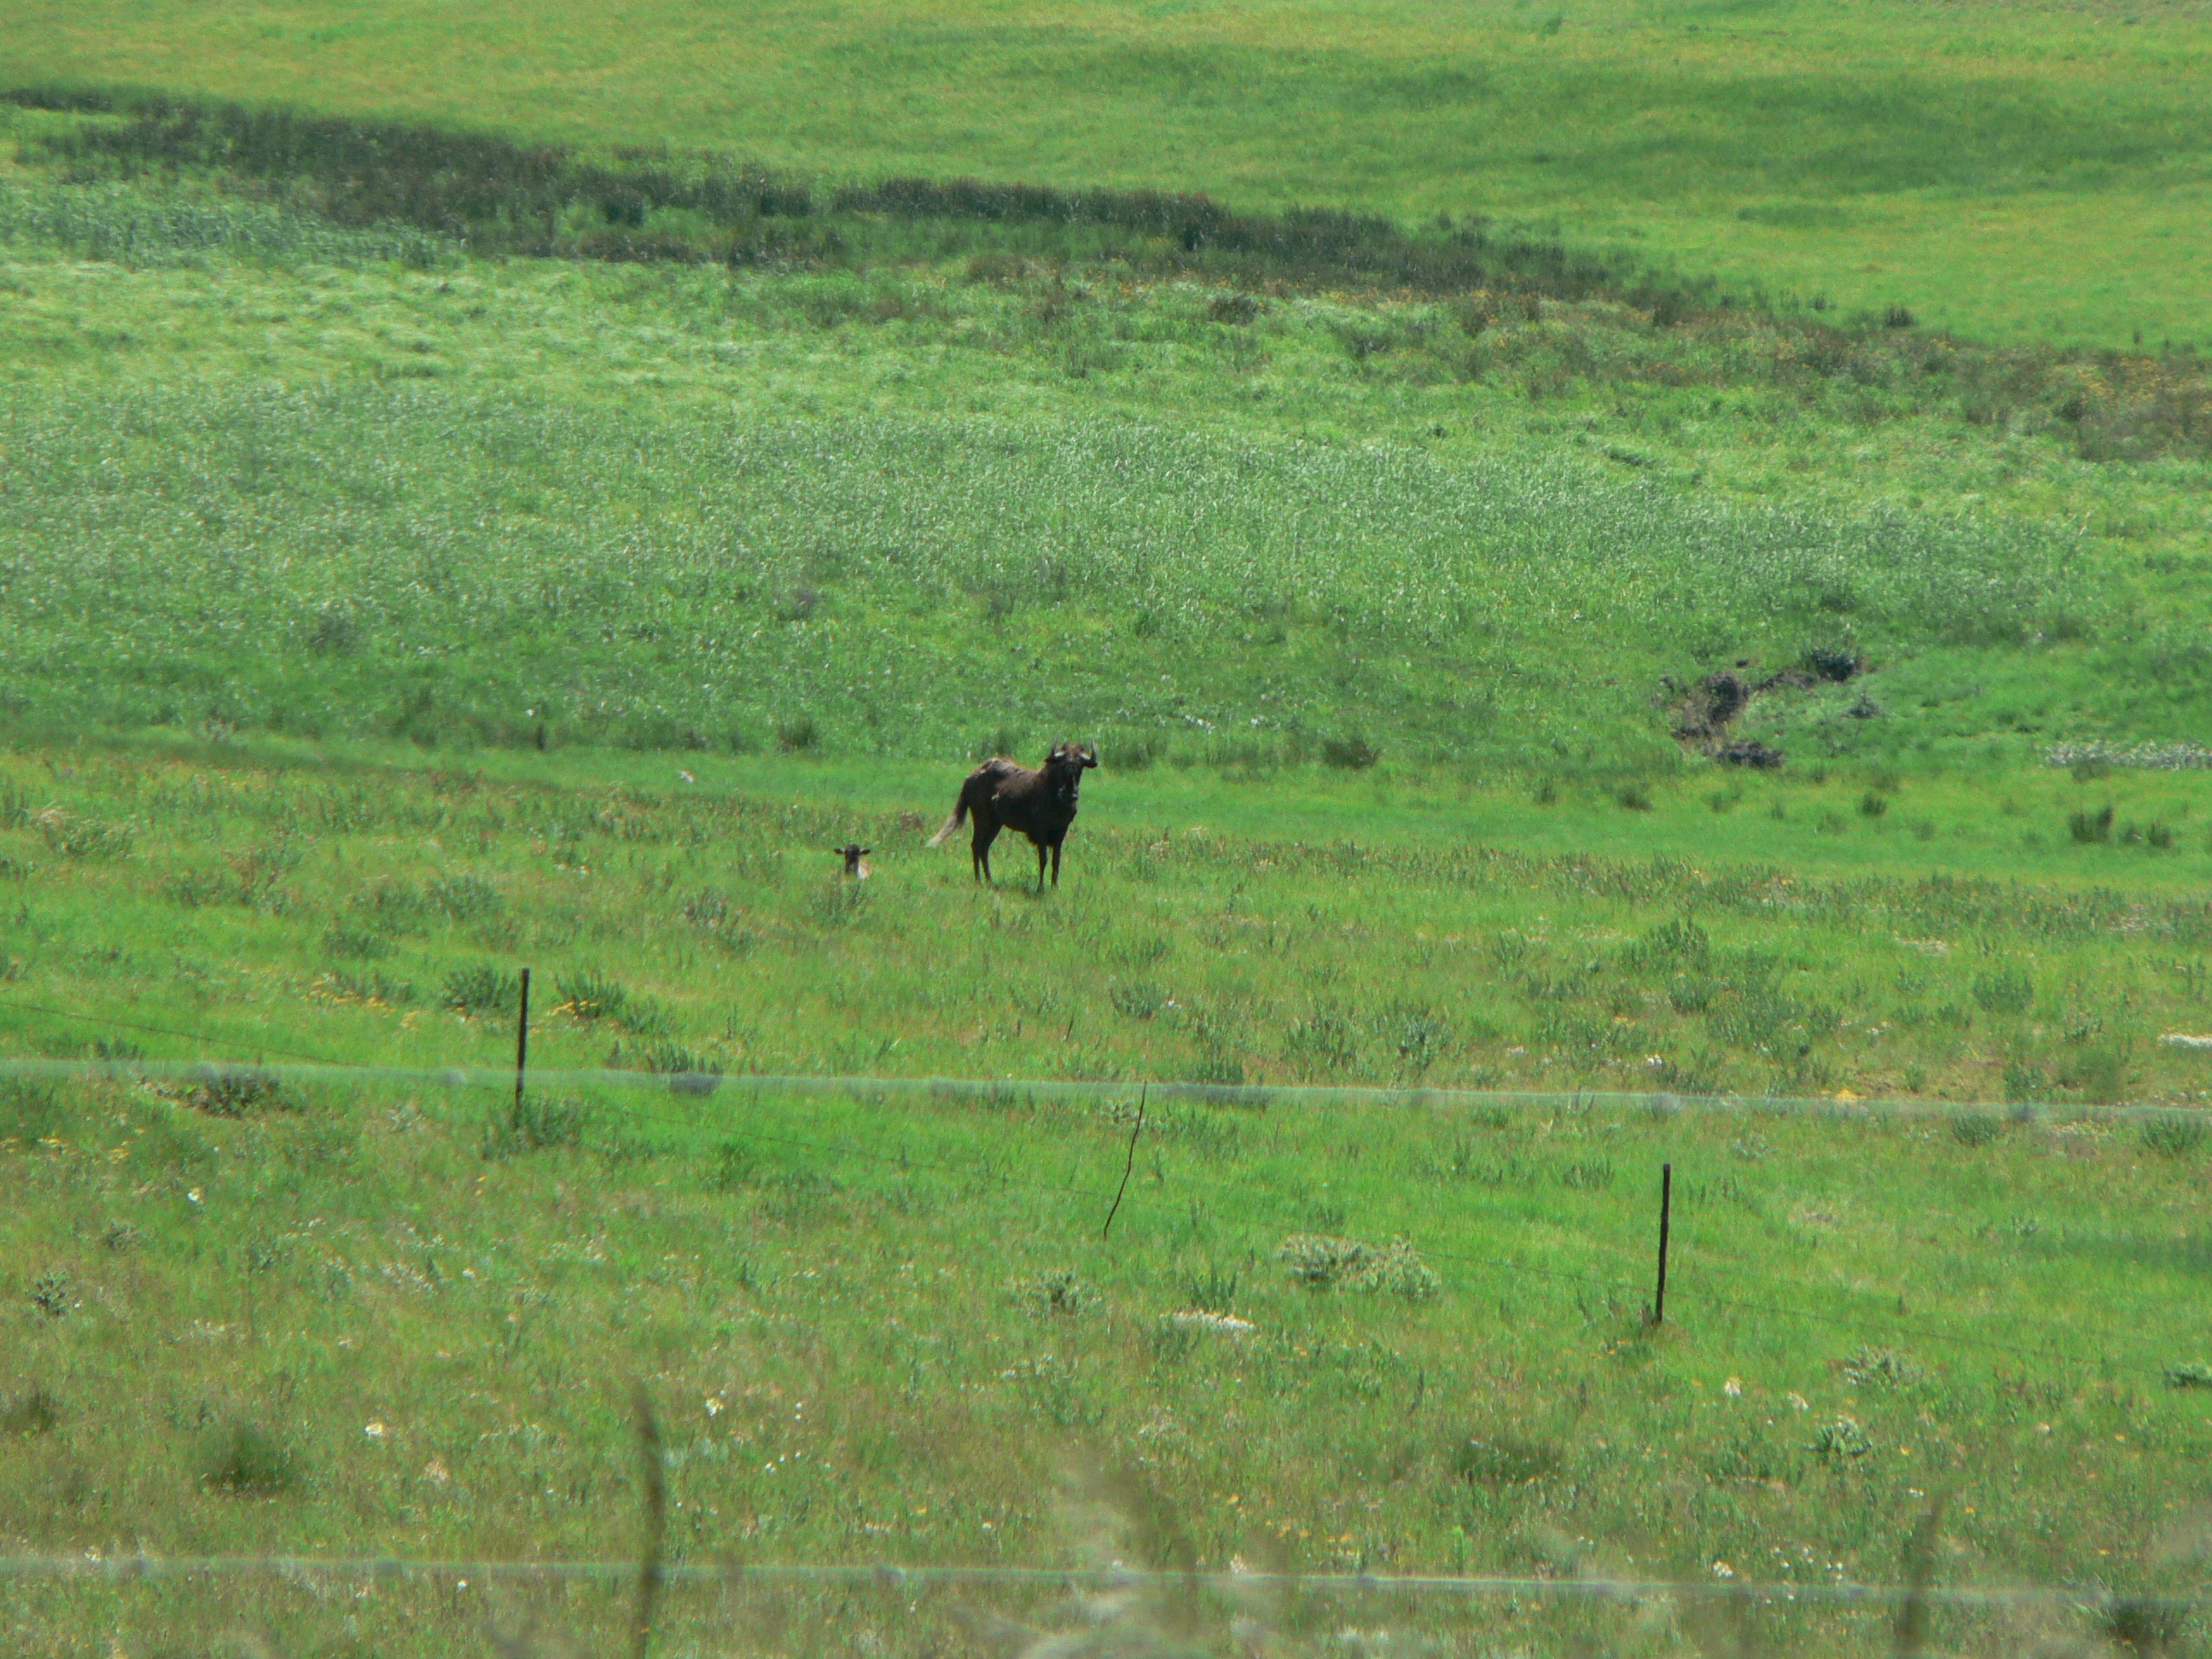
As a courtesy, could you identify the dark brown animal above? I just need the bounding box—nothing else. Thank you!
[926,742,1098,889]
[834,843,872,879]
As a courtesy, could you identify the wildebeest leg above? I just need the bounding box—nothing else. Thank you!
[972,821,1000,884]
[1050,839,1063,887]
[1034,840,1048,892]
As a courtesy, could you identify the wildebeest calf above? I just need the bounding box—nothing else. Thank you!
[926,741,1098,889]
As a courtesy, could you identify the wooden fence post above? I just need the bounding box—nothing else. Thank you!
[513,967,531,1117]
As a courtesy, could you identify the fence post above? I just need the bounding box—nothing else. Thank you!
[513,967,531,1116]
[1652,1160,1672,1324]
[1102,1084,1147,1240]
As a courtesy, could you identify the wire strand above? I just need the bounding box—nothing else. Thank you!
[0,1002,2186,1124]
[0,1552,2186,1610]
[0,1016,2181,1372]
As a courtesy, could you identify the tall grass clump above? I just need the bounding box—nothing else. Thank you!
[197,1419,298,1496]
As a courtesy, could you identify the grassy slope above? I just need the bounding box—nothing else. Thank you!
[7,741,2212,1656]
[3,0,2209,344]
[10,739,2212,1101]
[1,154,2207,777]
[2,59,2211,1655]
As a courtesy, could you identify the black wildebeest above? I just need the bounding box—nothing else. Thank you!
[834,843,872,879]
[926,742,1098,889]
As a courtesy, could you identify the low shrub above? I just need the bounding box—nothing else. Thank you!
[0,1388,60,1437]
[1454,1433,1560,1488]
[39,816,133,860]
[0,1078,67,1140]
[2141,1113,2206,1159]
[1840,1345,1923,1389]
[199,1419,298,1497]
[1109,981,1164,1020]
[1808,1416,1874,1465]
[322,925,391,960]
[1283,1011,1358,1072]
[1320,734,1378,770]
[29,1269,71,1319]
[1972,969,2033,1016]
[681,887,730,926]
[1949,1111,2004,1147]
[2070,804,2114,843]
[556,967,665,1033]
[443,963,518,1014]
[427,874,503,918]
[190,1067,293,1117]
[1275,1234,1440,1300]
[644,1043,722,1093]
[480,1094,590,1159]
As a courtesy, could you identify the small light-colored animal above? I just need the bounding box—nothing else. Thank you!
[926,741,1098,889]
[835,843,872,879]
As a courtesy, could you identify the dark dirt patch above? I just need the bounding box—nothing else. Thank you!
[1668,645,1872,762]
[1715,740,1787,769]
[1672,671,1750,743]
[1666,667,1786,768]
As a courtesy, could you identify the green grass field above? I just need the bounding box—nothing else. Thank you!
[3,15,2212,1653]
[8,741,2212,1655]
[0,108,2204,781]
[3,0,2209,345]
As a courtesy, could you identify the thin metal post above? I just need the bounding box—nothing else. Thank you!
[1653,1161,1672,1323]
[1102,1084,1147,1240]
[514,967,531,1116]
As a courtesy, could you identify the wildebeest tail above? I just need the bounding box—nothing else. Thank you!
[925,799,967,848]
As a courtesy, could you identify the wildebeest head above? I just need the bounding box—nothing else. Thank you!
[1046,741,1099,772]
[1045,741,1099,803]
[835,842,872,877]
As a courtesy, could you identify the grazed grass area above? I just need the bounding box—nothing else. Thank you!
[3,0,2209,343]
[6,741,2212,1142]
[7,746,2212,1655]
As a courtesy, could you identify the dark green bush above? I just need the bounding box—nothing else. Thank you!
[189,1067,293,1117]
[1320,734,1378,770]
[1972,968,2033,1016]
[2070,804,2114,843]
[199,1419,298,1497]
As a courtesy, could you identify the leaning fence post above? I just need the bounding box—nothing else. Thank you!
[1102,1084,1147,1240]
[1652,1161,1673,1323]
[513,967,531,1116]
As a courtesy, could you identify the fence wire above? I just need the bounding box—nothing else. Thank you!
[0,995,2196,1376]
[0,1551,2195,1612]
[0,991,2196,1124]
